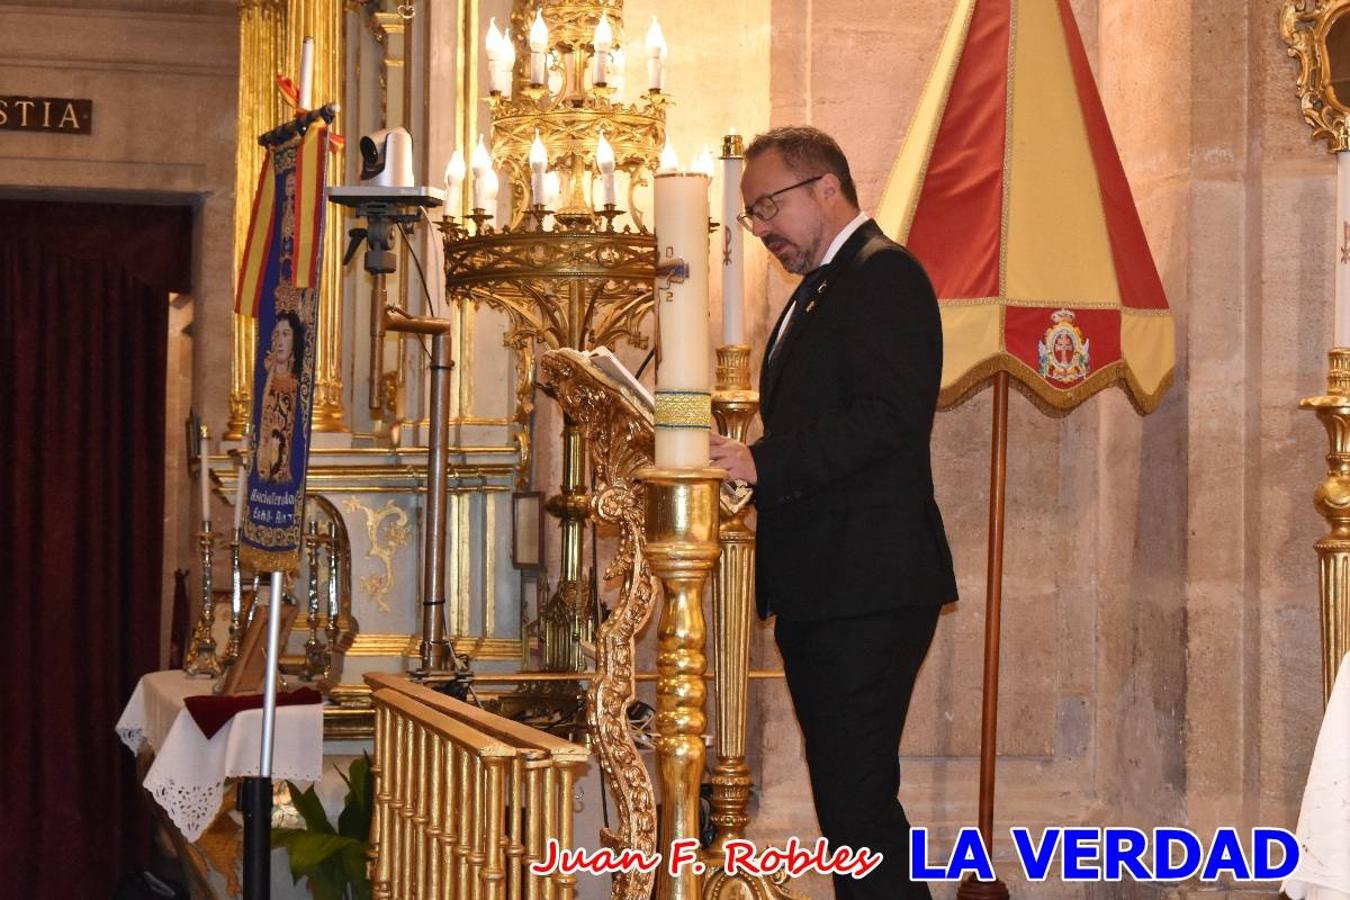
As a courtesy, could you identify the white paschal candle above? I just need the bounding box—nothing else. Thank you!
[529,10,549,86]
[646,17,667,92]
[530,130,547,205]
[199,429,212,526]
[483,169,500,214]
[597,132,617,207]
[592,13,612,86]
[653,170,712,467]
[721,135,745,345]
[1339,149,1350,348]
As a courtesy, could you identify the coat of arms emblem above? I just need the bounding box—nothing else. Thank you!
[1037,308,1091,385]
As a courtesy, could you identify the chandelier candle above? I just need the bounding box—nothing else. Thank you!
[444,149,465,217]
[646,17,667,92]
[529,11,548,87]
[597,132,617,207]
[530,131,548,205]
[720,133,746,346]
[592,14,612,86]
[653,170,712,467]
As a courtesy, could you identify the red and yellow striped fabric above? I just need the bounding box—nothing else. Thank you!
[877,0,1175,414]
[292,123,329,290]
[234,149,276,318]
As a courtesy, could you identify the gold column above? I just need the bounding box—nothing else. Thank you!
[228,0,289,438]
[640,468,722,900]
[704,348,804,900]
[289,0,347,431]
[1302,348,1350,703]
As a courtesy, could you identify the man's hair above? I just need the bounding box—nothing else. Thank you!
[745,126,859,208]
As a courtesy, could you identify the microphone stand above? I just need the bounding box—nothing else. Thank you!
[241,570,285,899]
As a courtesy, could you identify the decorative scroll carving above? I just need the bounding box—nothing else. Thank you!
[343,497,411,613]
[1282,0,1350,151]
[539,348,656,900]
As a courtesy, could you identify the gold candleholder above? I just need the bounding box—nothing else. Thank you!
[1302,347,1350,703]
[703,347,805,900]
[184,522,222,678]
[303,520,325,680]
[638,467,723,900]
[224,527,244,666]
[324,520,340,681]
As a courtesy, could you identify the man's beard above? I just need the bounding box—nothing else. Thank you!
[763,227,821,275]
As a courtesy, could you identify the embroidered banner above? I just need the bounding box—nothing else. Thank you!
[238,123,329,573]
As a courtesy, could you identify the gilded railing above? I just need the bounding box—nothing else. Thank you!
[365,672,590,900]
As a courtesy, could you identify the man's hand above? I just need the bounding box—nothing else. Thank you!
[710,432,757,484]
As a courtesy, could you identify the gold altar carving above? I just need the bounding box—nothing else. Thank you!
[230,0,348,436]
[540,347,659,900]
[1282,0,1350,152]
[343,497,411,613]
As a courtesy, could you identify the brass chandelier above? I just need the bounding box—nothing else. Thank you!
[439,0,671,677]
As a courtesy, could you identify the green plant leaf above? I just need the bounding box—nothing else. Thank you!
[337,754,373,840]
[284,833,360,878]
[286,780,335,835]
[306,860,347,900]
[341,843,372,899]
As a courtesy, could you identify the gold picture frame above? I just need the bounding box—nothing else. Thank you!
[1282,0,1350,151]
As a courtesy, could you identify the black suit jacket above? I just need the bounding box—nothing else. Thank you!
[749,219,957,621]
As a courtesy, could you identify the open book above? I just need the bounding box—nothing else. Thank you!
[586,345,655,413]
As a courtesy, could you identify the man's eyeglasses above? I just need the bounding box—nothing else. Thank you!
[736,175,824,231]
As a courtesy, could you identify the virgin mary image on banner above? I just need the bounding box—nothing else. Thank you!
[256,310,305,484]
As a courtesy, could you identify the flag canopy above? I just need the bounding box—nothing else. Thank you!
[877,0,1175,414]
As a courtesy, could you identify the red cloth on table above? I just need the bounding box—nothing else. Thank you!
[183,687,324,738]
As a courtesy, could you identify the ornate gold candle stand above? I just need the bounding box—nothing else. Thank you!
[223,526,244,667]
[1302,348,1350,702]
[639,467,723,900]
[703,346,804,900]
[184,521,223,678]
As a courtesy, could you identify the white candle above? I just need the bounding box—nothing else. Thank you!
[653,171,712,467]
[543,171,561,207]
[596,132,617,207]
[485,18,504,93]
[529,11,549,86]
[233,456,246,532]
[645,17,667,92]
[199,429,212,527]
[483,169,500,214]
[444,149,465,216]
[1338,150,1350,348]
[592,13,613,86]
[610,47,626,97]
[530,130,548,205]
[500,29,516,99]
[721,137,745,346]
[298,37,314,109]
[471,134,492,210]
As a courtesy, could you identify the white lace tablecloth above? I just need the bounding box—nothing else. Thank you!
[116,670,323,842]
[1284,653,1350,900]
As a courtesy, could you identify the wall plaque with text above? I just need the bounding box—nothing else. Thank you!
[0,96,92,134]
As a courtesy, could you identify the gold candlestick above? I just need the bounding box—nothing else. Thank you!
[704,346,805,900]
[639,467,722,900]
[1302,347,1350,703]
[184,523,222,678]
[224,527,244,666]
[303,520,325,679]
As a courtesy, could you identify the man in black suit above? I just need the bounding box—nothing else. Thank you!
[710,126,957,900]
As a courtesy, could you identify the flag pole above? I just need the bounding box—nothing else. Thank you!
[957,370,1011,900]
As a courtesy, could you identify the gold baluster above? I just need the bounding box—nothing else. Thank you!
[505,756,525,900]
[483,760,507,900]
[372,701,390,900]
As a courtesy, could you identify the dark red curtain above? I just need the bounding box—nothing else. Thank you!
[0,200,192,896]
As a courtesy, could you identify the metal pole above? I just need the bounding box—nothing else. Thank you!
[243,570,285,900]
[421,330,452,670]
